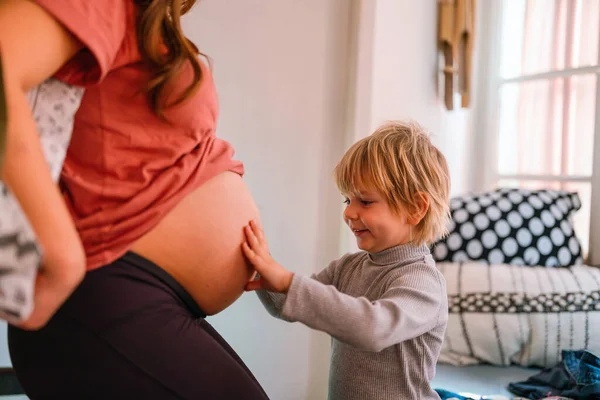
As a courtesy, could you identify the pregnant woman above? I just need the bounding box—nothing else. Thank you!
[0,0,269,398]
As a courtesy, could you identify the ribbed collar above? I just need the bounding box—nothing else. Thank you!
[367,242,430,265]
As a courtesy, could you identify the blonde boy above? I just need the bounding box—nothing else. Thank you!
[243,121,451,400]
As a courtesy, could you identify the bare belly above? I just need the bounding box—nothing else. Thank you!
[130,171,260,315]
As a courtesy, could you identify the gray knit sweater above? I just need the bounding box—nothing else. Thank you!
[257,243,448,400]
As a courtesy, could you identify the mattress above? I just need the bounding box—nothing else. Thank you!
[432,363,542,398]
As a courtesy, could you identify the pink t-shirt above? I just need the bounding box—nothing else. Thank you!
[34,0,244,269]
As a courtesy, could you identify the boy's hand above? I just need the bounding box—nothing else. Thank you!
[242,220,293,293]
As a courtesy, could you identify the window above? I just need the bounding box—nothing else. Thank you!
[475,0,600,264]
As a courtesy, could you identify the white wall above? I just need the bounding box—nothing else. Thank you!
[0,3,477,399]
[340,0,476,252]
[349,0,476,197]
[183,1,352,399]
[186,0,476,397]
[0,3,356,398]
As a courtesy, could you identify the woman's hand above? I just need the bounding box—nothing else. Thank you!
[18,254,85,330]
[242,220,293,293]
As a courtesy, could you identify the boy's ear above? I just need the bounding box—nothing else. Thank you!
[407,192,429,226]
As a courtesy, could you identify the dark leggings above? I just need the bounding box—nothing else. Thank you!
[8,252,270,400]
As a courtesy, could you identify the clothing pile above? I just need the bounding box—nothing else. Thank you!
[436,350,600,400]
[508,350,600,400]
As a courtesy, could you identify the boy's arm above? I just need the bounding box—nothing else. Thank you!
[255,257,343,320]
[241,220,444,349]
[281,264,445,352]
[255,290,287,319]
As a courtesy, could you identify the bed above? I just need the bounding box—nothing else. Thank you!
[429,188,599,399]
[432,364,541,398]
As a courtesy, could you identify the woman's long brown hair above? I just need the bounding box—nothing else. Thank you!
[134,0,202,119]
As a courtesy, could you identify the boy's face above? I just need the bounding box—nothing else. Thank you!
[343,189,411,253]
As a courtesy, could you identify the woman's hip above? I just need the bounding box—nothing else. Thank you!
[8,252,269,400]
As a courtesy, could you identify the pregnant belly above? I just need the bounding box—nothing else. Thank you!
[130,171,260,315]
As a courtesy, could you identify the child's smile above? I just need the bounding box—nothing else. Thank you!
[343,190,413,253]
[352,228,369,237]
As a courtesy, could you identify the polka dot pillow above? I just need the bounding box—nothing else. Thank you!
[431,188,583,267]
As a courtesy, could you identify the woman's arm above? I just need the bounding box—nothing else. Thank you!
[0,0,85,330]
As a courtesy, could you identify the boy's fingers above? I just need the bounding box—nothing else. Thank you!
[255,220,266,241]
[247,226,271,259]
[245,279,265,291]
[249,220,259,234]
[250,220,266,242]
[243,225,252,243]
[242,242,257,260]
[248,270,258,282]
[243,243,269,272]
[244,225,260,248]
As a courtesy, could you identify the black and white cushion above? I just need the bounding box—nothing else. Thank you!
[431,188,583,267]
[438,261,600,368]
[0,79,84,323]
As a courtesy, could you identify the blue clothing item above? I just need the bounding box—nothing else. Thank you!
[508,350,600,399]
[435,388,517,399]
[435,389,477,399]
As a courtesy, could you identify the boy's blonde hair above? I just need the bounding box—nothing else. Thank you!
[334,121,451,245]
